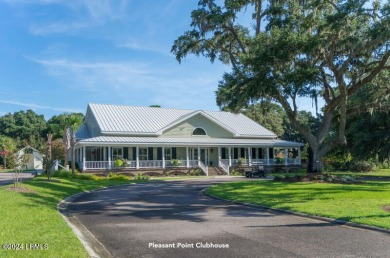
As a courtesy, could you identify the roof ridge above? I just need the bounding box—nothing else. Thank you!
[88,103,227,113]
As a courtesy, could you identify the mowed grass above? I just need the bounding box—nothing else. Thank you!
[0,178,139,258]
[207,170,390,229]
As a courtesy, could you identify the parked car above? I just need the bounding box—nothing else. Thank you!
[245,166,266,178]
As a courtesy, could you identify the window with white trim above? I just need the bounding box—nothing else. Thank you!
[164,148,172,160]
[112,148,123,160]
[139,148,148,160]
[192,127,206,136]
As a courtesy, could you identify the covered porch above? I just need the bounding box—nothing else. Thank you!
[75,142,302,176]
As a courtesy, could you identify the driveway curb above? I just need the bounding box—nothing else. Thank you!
[203,190,390,236]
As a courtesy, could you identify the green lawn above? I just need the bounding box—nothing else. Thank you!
[0,178,141,258]
[207,175,390,229]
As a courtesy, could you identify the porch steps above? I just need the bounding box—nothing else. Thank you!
[208,166,228,176]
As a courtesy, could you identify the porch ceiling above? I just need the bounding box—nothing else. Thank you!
[77,136,303,147]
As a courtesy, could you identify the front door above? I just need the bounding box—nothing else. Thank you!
[190,148,209,165]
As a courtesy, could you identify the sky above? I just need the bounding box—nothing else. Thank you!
[0,0,318,120]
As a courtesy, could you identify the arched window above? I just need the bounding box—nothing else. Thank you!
[192,127,207,136]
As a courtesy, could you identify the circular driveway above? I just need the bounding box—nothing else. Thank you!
[67,178,390,258]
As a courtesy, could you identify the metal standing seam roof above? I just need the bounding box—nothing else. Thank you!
[77,136,303,147]
[87,103,277,137]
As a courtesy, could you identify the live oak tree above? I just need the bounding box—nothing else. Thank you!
[172,0,390,171]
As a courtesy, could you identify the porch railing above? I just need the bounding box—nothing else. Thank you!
[198,161,208,176]
[220,160,229,175]
[84,161,114,170]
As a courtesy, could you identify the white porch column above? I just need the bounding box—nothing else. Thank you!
[82,146,86,171]
[108,146,111,169]
[298,147,301,165]
[197,146,201,167]
[284,148,288,165]
[266,147,270,165]
[103,147,106,161]
[186,147,190,168]
[162,146,165,169]
[248,147,252,166]
[136,146,139,169]
[218,147,221,166]
[228,147,232,166]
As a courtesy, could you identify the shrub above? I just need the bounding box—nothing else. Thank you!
[75,174,100,180]
[189,169,202,176]
[230,168,243,176]
[273,175,283,181]
[107,172,129,180]
[135,173,150,181]
[115,159,123,167]
[284,174,291,180]
[351,161,375,172]
[171,159,180,166]
[237,158,246,167]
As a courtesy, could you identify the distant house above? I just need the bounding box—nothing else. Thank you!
[16,146,44,171]
[75,103,303,175]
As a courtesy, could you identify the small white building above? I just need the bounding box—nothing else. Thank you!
[16,146,44,171]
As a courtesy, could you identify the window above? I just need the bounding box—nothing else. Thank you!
[112,148,123,160]
[164,148,172,160]
[192,127,206,136]
[139,148,148,160]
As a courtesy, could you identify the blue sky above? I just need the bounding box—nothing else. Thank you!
[0,0,317,119]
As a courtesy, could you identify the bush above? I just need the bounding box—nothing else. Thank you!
[75,174,100,180]
[230,168,243,176]
[189,169,202,176]
[106,172,129,180]
[273,174,283,181]
[52,170,100,180]
[351,161,375,172]
[171,159,180,166]
[135,173,150,181]
[115,159,123,167]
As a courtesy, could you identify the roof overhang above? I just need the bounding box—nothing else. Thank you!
[76,136,304,148]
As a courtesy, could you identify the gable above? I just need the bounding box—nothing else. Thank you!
[162,113,234,138]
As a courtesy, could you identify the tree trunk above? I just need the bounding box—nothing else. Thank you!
[307,147,324,173]
[71,147,75,174]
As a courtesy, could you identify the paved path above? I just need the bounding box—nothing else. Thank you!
[0,172,35,186]
[67,178,390,258]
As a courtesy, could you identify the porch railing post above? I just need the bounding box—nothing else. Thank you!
[248,147,252,166]
[186,147,189,168]
[266,147,270,165]
[82,146,86,170]
[108,146,111,169]
[162,146,165,169]
[136,146,139,169]
[228,147,232,166]
[218,147,221,166]
[284,148,288,165]
[197,146,200,167]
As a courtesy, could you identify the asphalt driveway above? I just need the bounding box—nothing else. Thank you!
[67,178,390,258]
[0,172,35,186]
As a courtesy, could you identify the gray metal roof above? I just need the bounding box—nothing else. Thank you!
[87,103,277,138]
[77,136,303,147]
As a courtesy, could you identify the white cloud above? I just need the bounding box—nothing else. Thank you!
[2,0,128,35]
[0,100,83,113]
[29,57,225,110]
